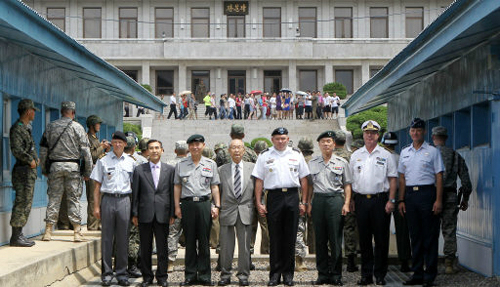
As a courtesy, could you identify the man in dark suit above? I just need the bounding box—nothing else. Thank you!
[132,139,175,287]
[217,139,255,287]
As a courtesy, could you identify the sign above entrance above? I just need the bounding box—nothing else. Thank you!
[224,1,249,16]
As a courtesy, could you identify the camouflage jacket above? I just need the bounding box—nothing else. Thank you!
[88,133,105,164]
[333,147,352,163]
[437,145,472,201]
[216,145,258,167]
[10,120,38,166]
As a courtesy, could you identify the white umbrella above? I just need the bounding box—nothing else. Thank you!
[180,90,192,95]
[296,91,308,96]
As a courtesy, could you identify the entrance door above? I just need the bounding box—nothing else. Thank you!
[228,70,246,95]
[192,70,210,102]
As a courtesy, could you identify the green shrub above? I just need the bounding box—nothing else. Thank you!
[346,106,387,140]
[244,142,252,149]
[250,137,273,148]
[141,84,153,92]
[123,122,142,141]
[323,82,347,99]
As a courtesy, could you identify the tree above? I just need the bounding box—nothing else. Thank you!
[123,122,142,141]
[346,106,387,140]
[323,82,347,99]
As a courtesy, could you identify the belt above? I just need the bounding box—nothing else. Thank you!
[181,195,210,202]
[51,159,80,163]
[444,187,456,193]
[355,192,388,199]
[103,193,130,198]
[406,184,434,191]
[267,187,298,193]
[314,192,343,197]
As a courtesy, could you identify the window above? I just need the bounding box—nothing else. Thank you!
[472,102,490,147]
[440,113,454,148]
[263,8,281,38]
[2,98,11,179]
[264,70,282,94]
[227,16,245,38]
[83,8,102,38]
[119,8,138,38]
[334,7,352,38]
[192,71,210,102]
[370,7,388,38]
[122,70,138,82]
[299,8,317,38]
[370,68,382,78]
[47,8,65,31]
[454,108,471,149]
[155,8,174,38]
[335,70,354,94]
[405,7,423,38]
[299,70,317,92]
[156,70,174,95]
[228,71,246,95]
[191,8,210,38]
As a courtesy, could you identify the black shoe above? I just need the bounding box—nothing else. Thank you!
[140,281,153,287]
[218,279,231,286]
[128,265,141,278]
[117,279,130,286]
[376,278,386,285]
[312,279,330,285]
[267,281,278,286]
[332,279,343,286]
[239,279,249,286]
[403,278,424,285]
[101,280,111,286]
[284,280,294,286]
[215,264,222,271]
[158,280,169,287]
[423,282,435,287]
[357,277,374,286]
[180,279,195,286]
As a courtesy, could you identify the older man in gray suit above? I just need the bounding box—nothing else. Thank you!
[217,139,255,287]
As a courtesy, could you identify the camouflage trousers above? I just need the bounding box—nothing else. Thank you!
[343,210,358,256]
[168,217,183,262]
[10,165,37,228]
[45,171,82,225]
[129,222,140,266]
[295,215,307,259]
[441,192,459,259]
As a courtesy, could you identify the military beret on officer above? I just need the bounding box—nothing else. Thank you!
[175,140,188,151]
[271,127,288,136]
[316,130,336,142]
[112,131,127,142]
[410,117,426,129]
[187,134,205,144]
[361,120,380,131]
[230,124,245,136]
[432,126,448,137]
[61,101,76,110]
[18,99,40,113]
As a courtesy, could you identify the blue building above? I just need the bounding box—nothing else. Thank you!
[0,0,164,245]
[344,0,500,276]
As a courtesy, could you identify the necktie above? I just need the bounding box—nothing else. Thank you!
[152,165,159,189]
[234,164,241,200]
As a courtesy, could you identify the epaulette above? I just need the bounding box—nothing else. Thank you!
[334,155,348,164]
[402,143,412,150]
[292,147,302,153]
[260,148,270,154]
[128,154,137,161]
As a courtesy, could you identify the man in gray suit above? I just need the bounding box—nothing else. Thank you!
[217,139,255,287]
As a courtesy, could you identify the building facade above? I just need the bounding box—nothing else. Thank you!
[26,0,452,102]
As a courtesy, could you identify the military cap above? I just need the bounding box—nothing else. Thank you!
[202,147,215,159]
[351,139,365,149]
[230,124,245,136]
[214,142,228,151]
[138,138,150,151]
[432,126,448,137]
[317,130,335,142]
[361,120,380,131]
[410,118,426,129]
[175,140,188,151]
[18,99,40,113]
[187,134,205,144]
[298,137,314,151]
[126,136,136,149]
[112,131,127,143]
[381,132,398,145]
[253,140,269,153]
[61,101,76,110]
[271,127,288,136]
[86,115,102,127]
[334,130,346,142]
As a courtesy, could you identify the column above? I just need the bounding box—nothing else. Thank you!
[288,61,297,92]
[141,61,151,85]
[324,63,334,85]
[178,63,187,93]
[141,0,151,38]
[361,61,370,86]
[69,0,78,37]
[357,0,366,38]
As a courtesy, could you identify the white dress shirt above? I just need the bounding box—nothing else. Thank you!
[350,145,397,194]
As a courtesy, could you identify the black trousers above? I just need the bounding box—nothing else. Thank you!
[139,217,169,283]
[236,106,242,119]
[244,104,250,119]
[355,192,391,280]
[266,189,299,282]
[167,104,177,119]
[405,185,440,283]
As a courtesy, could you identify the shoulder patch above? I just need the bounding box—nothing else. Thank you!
[334,155,348,164]
[260,148,270,154]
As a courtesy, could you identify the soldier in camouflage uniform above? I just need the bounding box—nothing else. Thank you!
[295,137,314,271]
[9,99,39,247]
[166,140,189,272]
[431,126,473,274]
[40,101,92,242]
[351,139,364,151]
[333,130,359,272]
[214,142,229,167]
[253,140,270,255]
[203,146,221,250]
[138,137,150,160]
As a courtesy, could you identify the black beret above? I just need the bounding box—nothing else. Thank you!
[187,134,205,144]
[317,130,336,142]
[271,127,288,136]
[112,131,127,143]
[410,118,426,129]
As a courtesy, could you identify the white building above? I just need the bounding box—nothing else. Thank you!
[25,0,452,102]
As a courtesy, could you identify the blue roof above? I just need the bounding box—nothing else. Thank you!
[0,0,165,111]
[343,0,500,116]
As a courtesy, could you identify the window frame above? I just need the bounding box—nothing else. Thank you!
[191,8,210,38]
[299,70,318,92]
[334,7,352,38]
[263,7,281,38]
[227,15,246,38]
[370,7,389,38]
[298,7,317,38]
[335,69,354,94]
[155,7,174,38]
[83,7,102,38]
[156,70,175,95]
[405,7,424,38]
[46,7,66,32]
[119,7,138,38]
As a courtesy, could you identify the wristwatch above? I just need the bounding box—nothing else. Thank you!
[214,205,221,209]
[389,199,397,204]
[299,202,309,206]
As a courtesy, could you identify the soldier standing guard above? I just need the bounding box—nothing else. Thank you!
[40,101,92,242]
[9,99,39,247]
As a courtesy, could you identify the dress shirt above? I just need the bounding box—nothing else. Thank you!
[398,141,444,186]
[350,145,397,194]
[150,161,161,189]
[174,156,220,198]
[232,161,244,196]
[309,155,352,194]
[169,95,176,105]
[228,98,236,108]
[90,151,136,194]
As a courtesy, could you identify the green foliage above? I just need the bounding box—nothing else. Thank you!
[141,84,153,92]
[123,122,142,141]
[244,142,252,149]
[346,106,387,140]
[323,82,347,99]
[250,137,273,148]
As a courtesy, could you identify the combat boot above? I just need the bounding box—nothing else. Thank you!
[295,256,307,272]
[73,224,84,242]
[445,258,454,274]
[10,227,34,247]
[18,229,35,246]
[347,254,359,272]
[42,223,53,241]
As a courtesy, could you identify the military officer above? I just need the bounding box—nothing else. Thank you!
[350,121,398,286]
[40,101,92,242]
[174,134,221,286]
[9,99,39,247]
[398,118,444,287]
[431,126,472,274]
[307,131,352,286]
[252,127,310,286]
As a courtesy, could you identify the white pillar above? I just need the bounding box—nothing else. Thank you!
[288,61,297,92]
[324,63,334,85]
[141,61,151,85]
[141,0,151,38]
[357,0,366,38]
[361,61,370,85]
[69,0,78,37]
[178,64,187,93]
